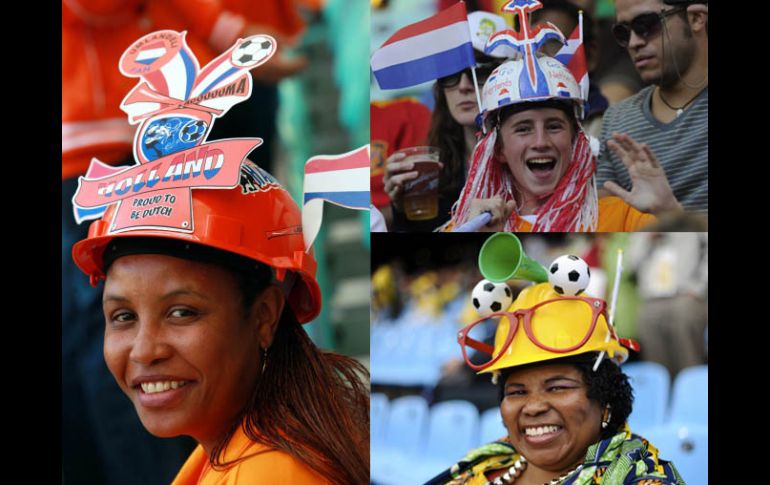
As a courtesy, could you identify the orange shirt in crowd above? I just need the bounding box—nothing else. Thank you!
[512,197,656,232]
[221,0,305,42]
[171,423,329,485]
[62,0,245,180]
[443,197,655,232]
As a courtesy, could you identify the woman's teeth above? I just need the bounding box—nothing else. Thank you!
[140,381,188,394]
[524,425,561,436]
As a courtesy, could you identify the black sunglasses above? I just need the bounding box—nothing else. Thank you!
[611,6,686,47]
[437,63,497,89]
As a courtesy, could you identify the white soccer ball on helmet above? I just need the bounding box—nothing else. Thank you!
[472,279,513,317]
[548,255,591,296]
[231,36,275,68]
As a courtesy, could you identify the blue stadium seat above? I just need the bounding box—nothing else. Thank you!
[669,365,708,426]
[623,361,670,431]
[371,395,429,485]
[411,400,480,484]
[479,407,508,446]
[371,393,390,446]
[373,325,443,387]
[383,395,429,454]
[424,400,479,462]
[645,424,708,485]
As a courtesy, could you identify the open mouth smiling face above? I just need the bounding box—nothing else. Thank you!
[500,362,603,473]
[497,107,574,211]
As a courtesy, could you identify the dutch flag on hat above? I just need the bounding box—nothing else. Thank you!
[554,15,589,104]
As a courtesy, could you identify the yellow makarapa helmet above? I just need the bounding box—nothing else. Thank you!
[480,282,630,374]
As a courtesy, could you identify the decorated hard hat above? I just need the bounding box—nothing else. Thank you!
[477,0,585,127]
[71,30,322,323]
[480,55,583,127]
[480,282,629,374]
[450,2,598,232]
[72,163,322,324]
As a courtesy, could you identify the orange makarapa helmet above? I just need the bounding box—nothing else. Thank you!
[72,161,322,324]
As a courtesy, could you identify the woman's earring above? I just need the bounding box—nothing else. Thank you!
[261,347,269,374]
[601,404,612,429]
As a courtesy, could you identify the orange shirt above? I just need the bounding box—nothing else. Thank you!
[595,196,656,232]
[172,425,328,485]
[512,197,656,232]
[443,197,655,232]
[222,0,305,41]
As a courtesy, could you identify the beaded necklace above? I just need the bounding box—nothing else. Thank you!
[484,455,584,485]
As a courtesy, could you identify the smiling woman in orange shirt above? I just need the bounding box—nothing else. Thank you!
[73,164,370,485]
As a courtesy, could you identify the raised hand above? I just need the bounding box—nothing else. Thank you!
[604,133,682,215]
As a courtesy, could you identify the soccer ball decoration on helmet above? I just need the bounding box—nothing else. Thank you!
[548,255,591,296]
[231,36,275,67]
[472,279,514,317]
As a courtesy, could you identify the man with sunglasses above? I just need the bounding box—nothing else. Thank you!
[596,0,708,218]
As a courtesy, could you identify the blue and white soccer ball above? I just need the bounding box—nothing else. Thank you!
[179,119,207,143]
[548,255,591,296]
[231,36,275,67]
[472,279,513,317]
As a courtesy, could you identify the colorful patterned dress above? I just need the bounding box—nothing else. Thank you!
[424,427,686,485]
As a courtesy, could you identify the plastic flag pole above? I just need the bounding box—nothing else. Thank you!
[608,248,623,326]
[470,66,486,134]
[593,248,623,371]
[454,211,492,232]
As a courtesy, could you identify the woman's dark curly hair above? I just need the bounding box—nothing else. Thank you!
[497,354,634,440]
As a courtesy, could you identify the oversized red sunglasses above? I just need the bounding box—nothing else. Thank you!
[456,296,620,371]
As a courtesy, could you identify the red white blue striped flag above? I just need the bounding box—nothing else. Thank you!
[554,15,589,103]
[370,3,475,90]
[302,145,370,250]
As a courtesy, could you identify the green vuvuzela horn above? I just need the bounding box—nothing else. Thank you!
[478,233,548,283]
